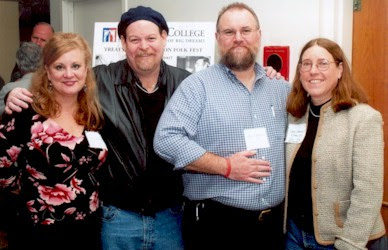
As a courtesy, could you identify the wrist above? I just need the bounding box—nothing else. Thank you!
[224,158,232,178]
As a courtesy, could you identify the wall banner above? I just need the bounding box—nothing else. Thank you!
[93,21,215,73]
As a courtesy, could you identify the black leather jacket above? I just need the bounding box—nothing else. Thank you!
[94,59,190,214]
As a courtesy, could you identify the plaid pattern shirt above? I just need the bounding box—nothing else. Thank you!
[154,63,290,210]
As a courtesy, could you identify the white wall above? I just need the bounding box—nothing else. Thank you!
[0,1,20,82]
[73,0,122,50]
[50,0,122,50]
[53,0,353,82]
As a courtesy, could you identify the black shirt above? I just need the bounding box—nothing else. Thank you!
[135,84,183,215]
[287,103,322,233]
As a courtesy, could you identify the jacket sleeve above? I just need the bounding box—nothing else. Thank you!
[334,108,384,250]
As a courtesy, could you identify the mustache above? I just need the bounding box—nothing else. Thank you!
[230,45,248,50]
[136,52,153,57]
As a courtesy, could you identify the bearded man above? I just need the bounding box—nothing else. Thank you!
[154,2,290,250]
[4,5,282,250]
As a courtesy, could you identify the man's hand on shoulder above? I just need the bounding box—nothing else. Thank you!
[5,87,33,114]
[264,66,284,80]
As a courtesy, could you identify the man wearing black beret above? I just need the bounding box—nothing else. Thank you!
[93,5,190,249]
[93,6,279,249]
[1,6,189,248]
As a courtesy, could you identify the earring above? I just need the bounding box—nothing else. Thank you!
[48,81,53,91]
[83,84,87,92]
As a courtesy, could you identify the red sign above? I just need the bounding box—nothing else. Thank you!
[263,46,290,81]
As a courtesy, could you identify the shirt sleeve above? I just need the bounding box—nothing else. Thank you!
[154,75,207,169]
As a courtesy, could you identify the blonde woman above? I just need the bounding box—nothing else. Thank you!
[0,33,107,250]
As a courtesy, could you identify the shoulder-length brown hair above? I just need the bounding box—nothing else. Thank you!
[30,32,103,130]
[287,38,368,118]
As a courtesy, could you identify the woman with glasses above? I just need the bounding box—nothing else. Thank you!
[284,38,386,250]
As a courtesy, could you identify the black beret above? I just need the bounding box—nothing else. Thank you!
[118,6,169,38]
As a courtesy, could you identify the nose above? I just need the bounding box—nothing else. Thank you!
[234,31,243,41]
[139,39,149,50]
[32,38,44,47]
[37,41,45,48]
[310,63,320,74]
[64,68,74,77]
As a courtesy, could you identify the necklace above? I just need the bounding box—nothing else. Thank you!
[135,82,159,94]
[309,106,320,118]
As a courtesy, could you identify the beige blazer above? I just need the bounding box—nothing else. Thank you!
[285,102,386,250]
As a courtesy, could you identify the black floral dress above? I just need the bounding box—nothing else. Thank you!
[0,107,107,249]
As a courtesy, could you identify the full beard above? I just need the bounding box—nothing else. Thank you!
[220,47,257,71]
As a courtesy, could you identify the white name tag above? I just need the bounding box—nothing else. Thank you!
[85,131,107,149]
[285,124,306,144]
[244,127,270,150]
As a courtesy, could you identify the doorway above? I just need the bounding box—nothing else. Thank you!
[352,0,388,232]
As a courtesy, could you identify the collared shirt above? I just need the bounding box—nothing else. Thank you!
[154,63,290,210]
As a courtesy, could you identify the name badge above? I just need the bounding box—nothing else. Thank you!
[244,127,270,150]
[85,131,107,149]
[285,124,306,144]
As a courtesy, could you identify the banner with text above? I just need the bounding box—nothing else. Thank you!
[93,22,215,72]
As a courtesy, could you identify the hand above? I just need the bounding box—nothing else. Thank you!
[264,66,284,80]
[5,87,33,114]
[227,150,271,184]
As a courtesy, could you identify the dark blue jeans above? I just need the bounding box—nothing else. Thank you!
[101,204,184,250]
[285,219,335,250]
[286,218,388,250]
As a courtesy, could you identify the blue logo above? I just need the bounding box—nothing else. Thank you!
[102,28,117,42]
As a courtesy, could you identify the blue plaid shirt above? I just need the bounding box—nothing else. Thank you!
[154,63,290,210]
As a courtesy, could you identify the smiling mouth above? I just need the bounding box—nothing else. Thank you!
[232,46,247,50]
[62,81,77,85]
[137,53,153,57]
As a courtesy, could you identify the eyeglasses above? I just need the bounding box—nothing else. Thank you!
[218,27,259,39]
[299,59,339,72]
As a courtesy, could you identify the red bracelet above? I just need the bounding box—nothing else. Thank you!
[224,158,232,178]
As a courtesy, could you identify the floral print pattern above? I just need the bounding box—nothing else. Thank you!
[0,108,107,226]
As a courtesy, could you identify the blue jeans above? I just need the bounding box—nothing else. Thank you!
[101,204,184,250]
[285,219,335,250]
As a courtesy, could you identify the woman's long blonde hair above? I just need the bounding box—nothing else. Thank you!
[30,32,103,130]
